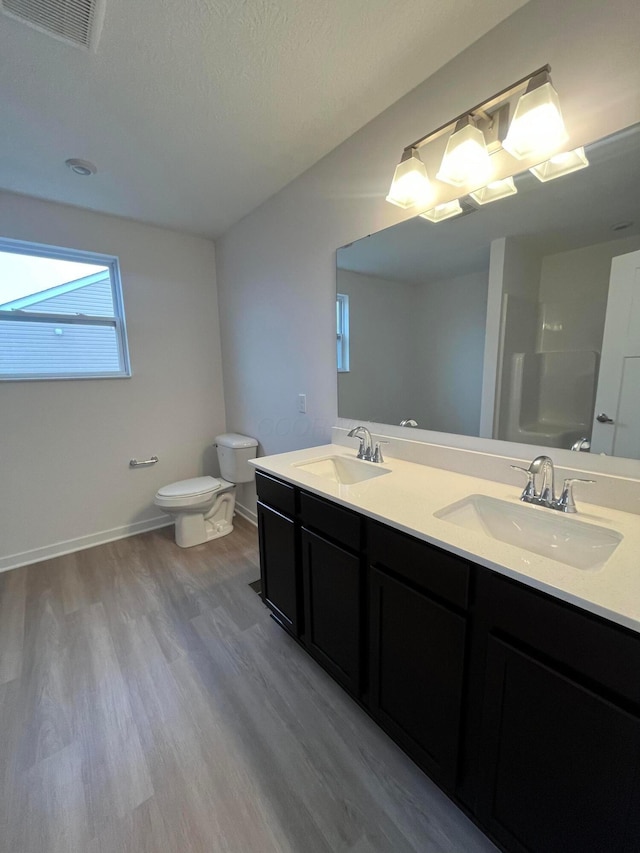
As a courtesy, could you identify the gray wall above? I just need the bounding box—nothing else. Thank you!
[337,270,418,425]
[0,192,225,568]
[337,268,488,435]
[414,269,487,436]
[217,0,640,511]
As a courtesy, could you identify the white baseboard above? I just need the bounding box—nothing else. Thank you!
[235,502,257,526]
[0,516,173,574]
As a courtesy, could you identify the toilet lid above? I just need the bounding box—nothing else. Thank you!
[156,476,222,498]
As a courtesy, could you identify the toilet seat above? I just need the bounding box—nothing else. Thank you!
[155,476,222,509]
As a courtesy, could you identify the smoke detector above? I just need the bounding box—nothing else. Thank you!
[65,158,97,175]
[1,0,106,51]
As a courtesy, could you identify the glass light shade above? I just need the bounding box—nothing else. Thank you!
[529,147,589,182]
[419,200,463,223]
[503,80,568,160]
[469,176,518,205]
[386,149,433,208]
[436,121,492,187]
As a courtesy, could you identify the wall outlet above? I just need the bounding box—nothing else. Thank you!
[298,393,307,414]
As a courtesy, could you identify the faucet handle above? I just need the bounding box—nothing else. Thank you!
[372,441,389,463]
[511,465,536,501]
[556,478,595,513]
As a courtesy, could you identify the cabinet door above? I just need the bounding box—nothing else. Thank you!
[257,502,300,636]
[477,635,640,853]
[301,528,362,695]
[369,567,466,791]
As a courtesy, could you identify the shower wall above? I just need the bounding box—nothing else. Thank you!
[495,234,640,448]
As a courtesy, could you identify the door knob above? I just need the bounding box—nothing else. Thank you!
[596,413,614,424]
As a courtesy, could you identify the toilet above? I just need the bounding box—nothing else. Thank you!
[154,433,258,548]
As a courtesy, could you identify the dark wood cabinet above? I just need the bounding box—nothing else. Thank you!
[257,502,300,635]
[369,566,466,791]
[368,521,470,791]
[256,472,301,636]
[255,471,640,853]
[301,528,362,695]
[472,571,640,853]
[477,635,640,853]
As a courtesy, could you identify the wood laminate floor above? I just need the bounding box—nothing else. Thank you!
[0,517,497,853]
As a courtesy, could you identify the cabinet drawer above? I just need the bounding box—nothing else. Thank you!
[300,491,362,552]
[256,471,297,517]
[480,570,640,707]
[369,521,469,610]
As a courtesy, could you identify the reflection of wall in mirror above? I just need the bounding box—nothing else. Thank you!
[337,266,488,435]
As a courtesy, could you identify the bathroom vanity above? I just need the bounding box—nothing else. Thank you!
[252,444,640,853]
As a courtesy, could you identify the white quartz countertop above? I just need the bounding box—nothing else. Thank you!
[251,444,640,634]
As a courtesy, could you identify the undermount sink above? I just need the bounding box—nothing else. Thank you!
[293,455,391,485]
[434,494,622,571]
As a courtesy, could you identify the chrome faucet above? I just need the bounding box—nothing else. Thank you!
[511,455,594,513]
[347,426,373,460]
[512,455,556,506]
[530,455,556,505]
[347,426,387,463]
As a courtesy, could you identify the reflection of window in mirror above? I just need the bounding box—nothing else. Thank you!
[337,293,350,372]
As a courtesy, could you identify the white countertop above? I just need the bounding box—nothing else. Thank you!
[251,444,640,634]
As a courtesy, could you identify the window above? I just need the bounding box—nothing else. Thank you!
[336,293,350,372]
[0,238,130,380]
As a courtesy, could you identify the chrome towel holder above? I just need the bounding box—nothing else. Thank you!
[129,456,158,468]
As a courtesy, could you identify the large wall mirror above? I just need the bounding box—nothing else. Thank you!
[337,123,640,461]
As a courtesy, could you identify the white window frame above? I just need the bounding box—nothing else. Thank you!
[0,237,131,381]
[336,292,350,373]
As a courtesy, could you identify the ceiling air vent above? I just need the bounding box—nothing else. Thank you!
[1,0,105,50]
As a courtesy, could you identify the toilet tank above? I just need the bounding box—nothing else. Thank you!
[215,433,258,483]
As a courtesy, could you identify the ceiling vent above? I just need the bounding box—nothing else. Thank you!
[1,0,105,50]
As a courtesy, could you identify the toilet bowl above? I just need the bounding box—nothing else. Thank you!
[154,433,258,548]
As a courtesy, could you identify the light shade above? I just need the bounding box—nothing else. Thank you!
[469,176,518,205]
[386,148,433,209]
[419,200,463,223]
[529,147,589,182]
[436,117,492,188]
[503,75,568,160]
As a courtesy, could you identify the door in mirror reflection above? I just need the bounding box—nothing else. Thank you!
[591,249,640,458]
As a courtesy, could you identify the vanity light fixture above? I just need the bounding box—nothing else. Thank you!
[502,70,567,160]
[419,199,463,223]
[529,146,589,182]
[469,176,518,205]
[386,65,570,212]
[436,115,492,188]
[386,147,433,209]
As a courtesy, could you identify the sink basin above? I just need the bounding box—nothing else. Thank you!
[434,494,622,571]
[293,455,391,485]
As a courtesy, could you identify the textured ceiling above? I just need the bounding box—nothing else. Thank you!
[0,0,529,238]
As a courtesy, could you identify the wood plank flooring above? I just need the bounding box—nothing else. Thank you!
[0,518,497,853]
